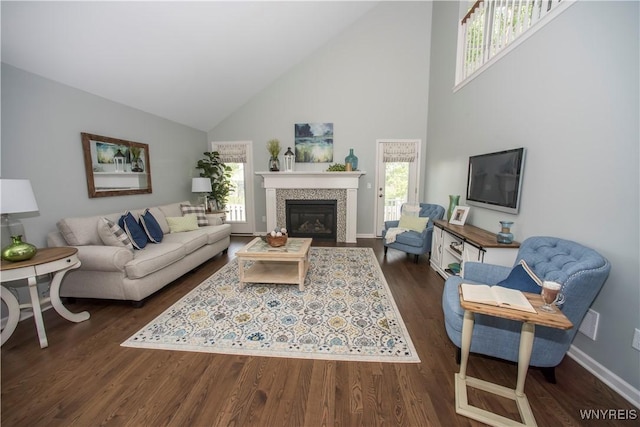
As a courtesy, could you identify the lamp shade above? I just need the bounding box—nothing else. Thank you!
[191,177,212,193]
[0,179,39,214]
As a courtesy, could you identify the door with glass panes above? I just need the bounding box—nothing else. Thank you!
[374,139,421,236]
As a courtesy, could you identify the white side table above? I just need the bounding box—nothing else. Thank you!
[0,247,90,348]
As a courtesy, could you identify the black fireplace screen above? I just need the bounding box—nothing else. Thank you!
[285,199,337,240]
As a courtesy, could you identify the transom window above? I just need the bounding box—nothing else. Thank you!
[455,0,576,90]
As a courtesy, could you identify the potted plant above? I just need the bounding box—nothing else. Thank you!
[267,138,281,171]
[195,151,233,211]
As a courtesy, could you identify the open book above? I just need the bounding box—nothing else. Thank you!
[460,283,536,313]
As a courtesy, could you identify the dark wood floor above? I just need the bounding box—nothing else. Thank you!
[1,236,635,426]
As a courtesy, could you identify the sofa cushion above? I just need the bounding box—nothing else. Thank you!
[398,215,429,233]
[124,243,185,279]
[162,229,209,254]
[200,223,233,244]
[57,215,104,246]
[119,212,148,249]
[496,260,542,293]
[140,209,163,243]
[166,214,199,233]
[180,203,208,226]
[97,218,134,250]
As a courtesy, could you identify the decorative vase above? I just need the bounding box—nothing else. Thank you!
[497,221,514,244]
[447,195,460,221]
[1,235,37,262]
[269,156,280,172]
[345,148,358,171]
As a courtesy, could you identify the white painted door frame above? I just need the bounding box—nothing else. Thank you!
[374,139,421,237]
[210,141,255,235]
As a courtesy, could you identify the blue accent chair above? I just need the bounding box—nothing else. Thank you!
[442,236,611,383]
[382,203,445,263]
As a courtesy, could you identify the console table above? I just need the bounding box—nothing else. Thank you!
[456,287,573,426]
[0,247,90,348]
[430,219,520,279]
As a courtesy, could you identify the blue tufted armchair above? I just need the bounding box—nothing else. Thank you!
[382,203,445,263]
[442,236,610,383]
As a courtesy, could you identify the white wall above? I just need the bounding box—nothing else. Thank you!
[1,63,208,248]
[427,1,639,393]
[208,1,433,235]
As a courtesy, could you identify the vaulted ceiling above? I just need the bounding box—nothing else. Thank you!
[1,1,378,132]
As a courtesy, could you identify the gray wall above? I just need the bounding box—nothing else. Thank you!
[208,1,433,235]
[1,63,208,248]
[427,1,639,390]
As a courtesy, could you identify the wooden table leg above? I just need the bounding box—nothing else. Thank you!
[49,263,89,323]
[1,285,20,346]
[27,276,48,348]
[516,322,535,397]
[459,310,474,379]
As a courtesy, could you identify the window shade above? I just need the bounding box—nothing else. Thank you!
[382,141,417,162]
[213,143,247,163]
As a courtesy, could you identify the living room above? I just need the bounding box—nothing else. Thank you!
[1,0,638,423]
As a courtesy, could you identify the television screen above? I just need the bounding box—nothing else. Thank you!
[466,148,526,214]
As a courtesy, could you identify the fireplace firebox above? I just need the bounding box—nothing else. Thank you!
[286,200,337,240]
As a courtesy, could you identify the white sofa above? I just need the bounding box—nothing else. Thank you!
[47,201,231,306]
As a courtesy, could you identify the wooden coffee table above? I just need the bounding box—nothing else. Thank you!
[236,237,312,291]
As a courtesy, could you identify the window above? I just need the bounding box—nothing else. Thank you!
[455,0,576,89]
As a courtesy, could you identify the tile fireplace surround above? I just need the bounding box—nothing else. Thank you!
[256,171,365,243]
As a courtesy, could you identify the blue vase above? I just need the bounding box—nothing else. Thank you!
[447,195,460,221]
[497,221,514,244]
[345,149,358,170]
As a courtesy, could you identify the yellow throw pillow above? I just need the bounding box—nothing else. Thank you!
[166,214,199,233]
[398,215,429,233]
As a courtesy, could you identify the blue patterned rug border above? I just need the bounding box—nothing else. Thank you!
[122,247,420,363]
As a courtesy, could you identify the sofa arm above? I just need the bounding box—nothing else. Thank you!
[384,220,399,230]
[461,262,511,285]
[73,245,134,272]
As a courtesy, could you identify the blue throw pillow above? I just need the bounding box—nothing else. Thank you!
[119,212,148,249]
[140,209,163,243]
[497,260,542,293]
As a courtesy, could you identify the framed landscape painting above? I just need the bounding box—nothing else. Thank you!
[294,123,333,163]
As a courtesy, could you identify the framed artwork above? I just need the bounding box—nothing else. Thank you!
[449,206,470,225]
[81,133,152,198]
[294,123,333,163]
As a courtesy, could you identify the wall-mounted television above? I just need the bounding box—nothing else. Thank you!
[466,147,526,214]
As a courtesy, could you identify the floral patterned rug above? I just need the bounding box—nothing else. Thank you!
[122,247,420,363]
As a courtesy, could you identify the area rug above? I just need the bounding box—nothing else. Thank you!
[122,247,420,363]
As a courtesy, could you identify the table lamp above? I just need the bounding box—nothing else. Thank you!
[1,179,40,261]
[191,177,212,211]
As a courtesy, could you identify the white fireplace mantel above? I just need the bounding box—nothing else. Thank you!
[256,171,366,243]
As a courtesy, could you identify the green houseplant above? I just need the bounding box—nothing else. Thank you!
[267,138,281,171]
[195,151,233,211]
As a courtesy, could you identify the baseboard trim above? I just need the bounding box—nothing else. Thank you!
[568,345,640,409]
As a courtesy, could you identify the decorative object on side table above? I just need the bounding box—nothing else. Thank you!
[497,220,515,244]
[345,148,358,171]
[449,205,470,226]
[283,147,295,172]
[195,151,233,211]
[0,179,39,261]
[267,138,281,171]
[265,227,288,247]
[2,235,37,262]
[447,194,460,221]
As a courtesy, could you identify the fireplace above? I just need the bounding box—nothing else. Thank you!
[257,171,365,243]
[286,200,337,240]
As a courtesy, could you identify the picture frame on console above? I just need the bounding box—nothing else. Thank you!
[449,206,470,226]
